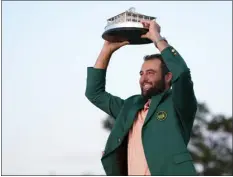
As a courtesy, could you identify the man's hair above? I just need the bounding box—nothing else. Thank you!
[143,54,170,77]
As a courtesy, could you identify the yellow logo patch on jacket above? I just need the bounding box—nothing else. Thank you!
[156,111,167,121]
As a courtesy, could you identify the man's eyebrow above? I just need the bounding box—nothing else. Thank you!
[139,69,156,74]
[146,69,156,72]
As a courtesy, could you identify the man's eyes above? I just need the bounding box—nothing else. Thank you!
[147,71,155,74]
[139,71,156,75]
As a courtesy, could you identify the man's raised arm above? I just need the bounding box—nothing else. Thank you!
[85,41,129,119]
[141,20,197,125]
[160,46,197,120]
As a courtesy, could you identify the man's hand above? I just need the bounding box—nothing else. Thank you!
[141,20,168,52]
[94,40,129,69]
[103,40,129,54]
[140,20,161,42]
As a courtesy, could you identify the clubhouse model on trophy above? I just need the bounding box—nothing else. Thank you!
[102,7,156,45]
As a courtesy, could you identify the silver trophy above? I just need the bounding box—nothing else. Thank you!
[102,7,156,45]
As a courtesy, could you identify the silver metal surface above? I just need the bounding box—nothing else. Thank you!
[104,22,145,31]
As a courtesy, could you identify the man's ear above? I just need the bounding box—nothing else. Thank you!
[165,72,173,85]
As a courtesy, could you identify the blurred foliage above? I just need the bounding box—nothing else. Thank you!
[102,102,232,175]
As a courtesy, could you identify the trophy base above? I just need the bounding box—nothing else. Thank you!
[102,27,153,45]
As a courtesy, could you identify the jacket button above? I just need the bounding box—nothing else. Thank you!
[118,138,121,143]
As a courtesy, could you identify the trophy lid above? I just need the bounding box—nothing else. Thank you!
[102,8,156,45]
[106,7,155,22]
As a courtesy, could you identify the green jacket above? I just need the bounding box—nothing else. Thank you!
[85,46,197,175]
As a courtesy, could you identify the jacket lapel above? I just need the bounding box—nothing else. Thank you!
[123,96,145,133]
[143,89,171,127]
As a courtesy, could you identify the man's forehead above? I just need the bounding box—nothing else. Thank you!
[141,59,161,70]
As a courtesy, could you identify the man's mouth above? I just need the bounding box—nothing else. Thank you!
[143,83,152,90]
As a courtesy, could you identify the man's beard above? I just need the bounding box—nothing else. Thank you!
[141,79,166,100]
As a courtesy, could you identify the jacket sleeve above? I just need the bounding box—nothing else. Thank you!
[85,67,125,119]
[161,46,197,125]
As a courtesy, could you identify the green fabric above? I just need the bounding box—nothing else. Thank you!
[85,46,197,175]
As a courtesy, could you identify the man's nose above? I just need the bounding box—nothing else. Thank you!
[141,75,149,83]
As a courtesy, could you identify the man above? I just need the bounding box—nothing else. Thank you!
[85,20,197,175]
